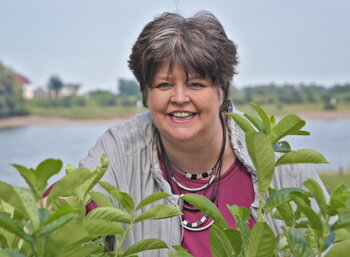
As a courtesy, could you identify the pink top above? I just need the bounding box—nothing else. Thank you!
[159,156,256,257]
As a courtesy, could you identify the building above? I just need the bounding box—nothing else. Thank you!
[15,73,34,99]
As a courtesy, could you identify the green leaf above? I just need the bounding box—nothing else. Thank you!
[243,113,265,132]
[0,234,9,248]
[264,187,306,213]
[323,232,336,250]
[180,194,227,228]
[306,227,318,252]
[227,205,250,222]
[0,212,34,245]
[51,197,70,210]
[87,207,131,224]
[84,219,123,236]
[10,164,37,197]
[171,245,189,252]
[168,252,194,257]
[120,192,135,211]
[0,249,26,257]
[133,205,181,224]
[325,238,350,257]
[270,115,276,127]
[330,215,350,231]
[273,141,291,152]
[303,178,327,217]
[83,155,109,194]
[291,194,323,237]
[13,187,40,231]
[268,114,306,143]
[0,183,30,220]
[227,205,251,253]
[44,206,80,225]
[210,224,235,257]
[246,222,275,257]
[40,209,80,235]
[251,103,271,133]
[226,113,255,133]
[121,238,168,257]
[334,228,350,242]
[276,202,294,226]
[38,208,50,226]
[0,183,40,231]
[65,245,104,257]
[99,182,134,212]
[35,159,63,191]
[245,131,276,193]
[47,168,95,207]
[276,149,328,166]
[74,155,109,198]
[329,185,350,212]
[136,192,171,211]
[284,227,314,257]
[224,228,242,254]
[89,191,114,207]
[289,130,310,136]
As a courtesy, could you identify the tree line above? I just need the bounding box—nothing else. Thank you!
[0,61,28,118]
[231,83,350,110]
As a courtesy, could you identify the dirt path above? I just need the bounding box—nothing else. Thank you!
[0,115,125,128]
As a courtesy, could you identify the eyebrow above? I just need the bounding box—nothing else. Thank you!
[154,76,170,81]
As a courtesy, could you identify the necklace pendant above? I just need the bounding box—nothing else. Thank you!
[172,175,215,192]
[180,215,214,231]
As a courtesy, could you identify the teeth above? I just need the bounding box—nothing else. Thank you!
[171,112,194,119]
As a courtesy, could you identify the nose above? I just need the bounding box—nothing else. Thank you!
[170,85,190,104]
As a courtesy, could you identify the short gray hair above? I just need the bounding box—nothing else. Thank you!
[128,11,238,111]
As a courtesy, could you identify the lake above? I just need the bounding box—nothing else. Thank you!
[1,119,350,187]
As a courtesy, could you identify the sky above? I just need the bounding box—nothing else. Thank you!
[1,0,349,93]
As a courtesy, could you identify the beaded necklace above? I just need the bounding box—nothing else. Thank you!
[158,113,226,231]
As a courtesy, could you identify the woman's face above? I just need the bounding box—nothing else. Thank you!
[147,62,222,143]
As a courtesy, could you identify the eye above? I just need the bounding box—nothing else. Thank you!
[189,83,205,89]
[155,83,173,89]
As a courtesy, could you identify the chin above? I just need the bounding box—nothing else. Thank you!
[167,130,198,142]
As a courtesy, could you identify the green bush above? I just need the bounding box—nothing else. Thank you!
[0,156,181,256]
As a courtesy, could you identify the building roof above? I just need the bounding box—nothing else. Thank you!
[15,73,31,84]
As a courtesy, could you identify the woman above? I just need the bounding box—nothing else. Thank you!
[80,11,328,257]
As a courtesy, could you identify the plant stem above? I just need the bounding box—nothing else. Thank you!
[317,216,330,257]
[258,191,265,222]
[115,225,133,257]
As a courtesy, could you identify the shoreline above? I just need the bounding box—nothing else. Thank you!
[0,110,350,128]
[0,115,126,128]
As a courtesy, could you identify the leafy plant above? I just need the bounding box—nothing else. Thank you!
[0,155,181,257]
[171,103,350,257]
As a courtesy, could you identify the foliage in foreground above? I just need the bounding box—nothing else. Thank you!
[0,155,181,257]
[171,103,350,257]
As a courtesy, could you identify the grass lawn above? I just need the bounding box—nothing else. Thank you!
[319,172,350,193]
[27,105,146,120]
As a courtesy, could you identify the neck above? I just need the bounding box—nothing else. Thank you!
[158,117,235,174]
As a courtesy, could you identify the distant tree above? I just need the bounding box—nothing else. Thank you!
[0,61,27,118]
[89,90,117,106]
[243,87,253,103]
[118,79,140,96]
[47,75,64,98]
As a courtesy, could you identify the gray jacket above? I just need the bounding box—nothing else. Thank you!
[79,108,329,256]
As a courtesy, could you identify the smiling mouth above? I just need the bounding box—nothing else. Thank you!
[168,112,196,120]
